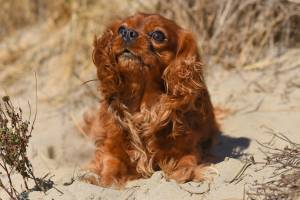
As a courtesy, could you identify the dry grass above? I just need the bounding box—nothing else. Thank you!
[154,0,300,68]
[0,0,299,103]
[246,128,300,200]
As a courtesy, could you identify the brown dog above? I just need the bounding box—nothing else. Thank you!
[83,13,219,187]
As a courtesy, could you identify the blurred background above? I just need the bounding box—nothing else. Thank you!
[1,0,299,106]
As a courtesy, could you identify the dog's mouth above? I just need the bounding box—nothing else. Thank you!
[117,49,141,63]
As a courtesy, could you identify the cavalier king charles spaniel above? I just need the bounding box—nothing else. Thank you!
[83,13,219,187]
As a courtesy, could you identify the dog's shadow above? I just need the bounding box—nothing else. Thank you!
[210,133,251,163]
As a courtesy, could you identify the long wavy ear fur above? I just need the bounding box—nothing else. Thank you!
[159,30,218,145]
[92,26,121,101]
[162,31,206,105]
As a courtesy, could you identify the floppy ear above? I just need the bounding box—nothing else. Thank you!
[162,31,205,99]
[92,30,114,68]
[92,21,121,100]
[155,31,217,139]
[175,31,200,61]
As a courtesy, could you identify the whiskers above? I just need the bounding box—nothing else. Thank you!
[80,79,99,86]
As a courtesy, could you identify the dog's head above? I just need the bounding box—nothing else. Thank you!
[93,13,202,99]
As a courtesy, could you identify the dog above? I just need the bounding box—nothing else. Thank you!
[83,13,219,187]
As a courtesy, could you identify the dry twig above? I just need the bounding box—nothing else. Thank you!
[246,128,300,200]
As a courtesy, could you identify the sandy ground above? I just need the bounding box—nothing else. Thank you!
[0,56,299,199]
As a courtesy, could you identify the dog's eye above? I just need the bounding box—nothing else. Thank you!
[118,26,127,37]
[149,31,166,42]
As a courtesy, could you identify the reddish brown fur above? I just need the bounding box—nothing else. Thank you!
[83,13,219,187]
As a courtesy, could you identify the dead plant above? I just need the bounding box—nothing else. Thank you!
[246,128,300,200]
[0,96,60,200]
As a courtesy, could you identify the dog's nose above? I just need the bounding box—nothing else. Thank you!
[118,26,138,43]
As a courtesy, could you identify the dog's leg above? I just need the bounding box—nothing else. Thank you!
[161,153,217,183]
[162,154,198,183]
[86,147,140,188]
[98,153,128,187]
